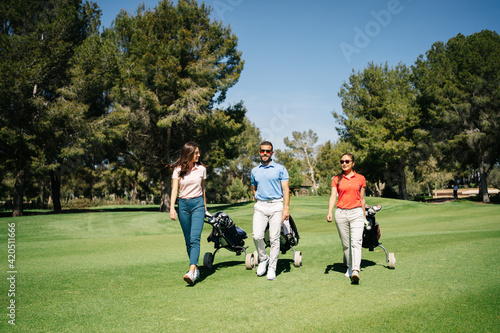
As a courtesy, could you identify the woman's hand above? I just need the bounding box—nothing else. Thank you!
[170,210,177,220]
[326,213,333,223]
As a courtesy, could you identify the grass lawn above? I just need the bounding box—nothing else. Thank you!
[1,197,499,332]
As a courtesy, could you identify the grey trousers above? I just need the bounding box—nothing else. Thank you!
[335,207,364,272]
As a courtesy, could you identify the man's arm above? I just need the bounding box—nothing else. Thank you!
[281,180,290,222]
[252,185,257,202]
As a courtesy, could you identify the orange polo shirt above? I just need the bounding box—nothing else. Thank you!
[331,172,366,209]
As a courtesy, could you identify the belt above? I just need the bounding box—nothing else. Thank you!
[337,206,362,211]
[258,198,283,203]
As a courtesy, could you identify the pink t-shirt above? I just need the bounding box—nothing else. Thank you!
[172,164,207,199]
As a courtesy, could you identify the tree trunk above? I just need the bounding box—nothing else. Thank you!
[160,125,172,212]
[479,161,490,203]
[302,147,317,193]
[160,169,172,212]
[374,180,385,197]
[397,161,409,200]
[50,169,62,211]
[13,168,25,217]
[132,169,138,202]
[84,158,95,200]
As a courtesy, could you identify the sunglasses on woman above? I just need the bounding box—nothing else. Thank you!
[340,160,351,164]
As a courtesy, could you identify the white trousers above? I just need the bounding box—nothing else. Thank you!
[253,200,283,272]
[335,207,364,272]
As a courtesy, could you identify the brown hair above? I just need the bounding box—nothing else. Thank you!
[172,142,204,178]
[260,141,273,150]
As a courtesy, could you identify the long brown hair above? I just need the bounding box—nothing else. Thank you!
[172,142,204,178]
[336,153,355,188]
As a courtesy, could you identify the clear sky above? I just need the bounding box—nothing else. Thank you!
[95,0,500,150]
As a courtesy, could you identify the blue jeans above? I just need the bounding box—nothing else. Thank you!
[178,196,205,266]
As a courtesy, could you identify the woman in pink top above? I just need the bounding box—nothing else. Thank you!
[170,142,207,285]
[326,153,366,284]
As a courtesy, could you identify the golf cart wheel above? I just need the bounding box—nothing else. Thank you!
[203,252,213,269]
[245,253,254,270]
[388,252,396,269]
[253,250,258,264]
[294,251,302,267]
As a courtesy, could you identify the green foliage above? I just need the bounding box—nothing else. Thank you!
[488,165,500,189]
[0,0,102,215]
[109,0,244,210]
[315,140,359,195]
[335,62,422,200]
[210,115,261,203]
[274,149,303,190]
[412,30,500,202]
[226,178,251,202]
[283,130,319,192]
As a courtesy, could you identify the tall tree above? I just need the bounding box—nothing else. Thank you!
[283,130,319,193]
[57,33,121,206]
[412,30,500,203]
[0,0,101,216]
[335,62,421,200]
[110,0,244,211]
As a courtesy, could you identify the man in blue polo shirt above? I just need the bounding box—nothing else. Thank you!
[251,141,290,280]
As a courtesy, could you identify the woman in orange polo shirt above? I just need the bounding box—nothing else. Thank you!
[326,153,366,284]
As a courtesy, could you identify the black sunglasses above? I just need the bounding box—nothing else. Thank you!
[260,149,272,154]
[340,160,351,164]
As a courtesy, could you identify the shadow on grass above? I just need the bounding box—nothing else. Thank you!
[0,201,255,218]
[324,259,377,275]
[276,259,299,276]
[194,256,300,284]
[196,259,246,284]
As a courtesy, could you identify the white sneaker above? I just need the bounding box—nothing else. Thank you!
[266,269,276,280]
[256,257,270,276]
[183,271,196,285]
[195,269,200,279]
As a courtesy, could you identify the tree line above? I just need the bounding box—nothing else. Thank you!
[1,1,499,217]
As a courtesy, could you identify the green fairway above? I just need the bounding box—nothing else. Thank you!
[1,197,499,332]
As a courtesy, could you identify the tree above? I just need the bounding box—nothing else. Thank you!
[42,31,121,210]
[283,130,319,193]
[274,149,303,194]
[315,140,358,195]
[215,115,261,202]
[194,103,249,202]
[110,0,244,211]
[412,30,500,203]
[0,0,101,216]
[335,62,421,200]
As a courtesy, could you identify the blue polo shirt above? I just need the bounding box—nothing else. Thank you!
[251,160,289,201]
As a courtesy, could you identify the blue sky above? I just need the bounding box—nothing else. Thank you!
[95,0,500,150]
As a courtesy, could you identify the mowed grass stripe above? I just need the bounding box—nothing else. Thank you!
[1,197,498,332]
